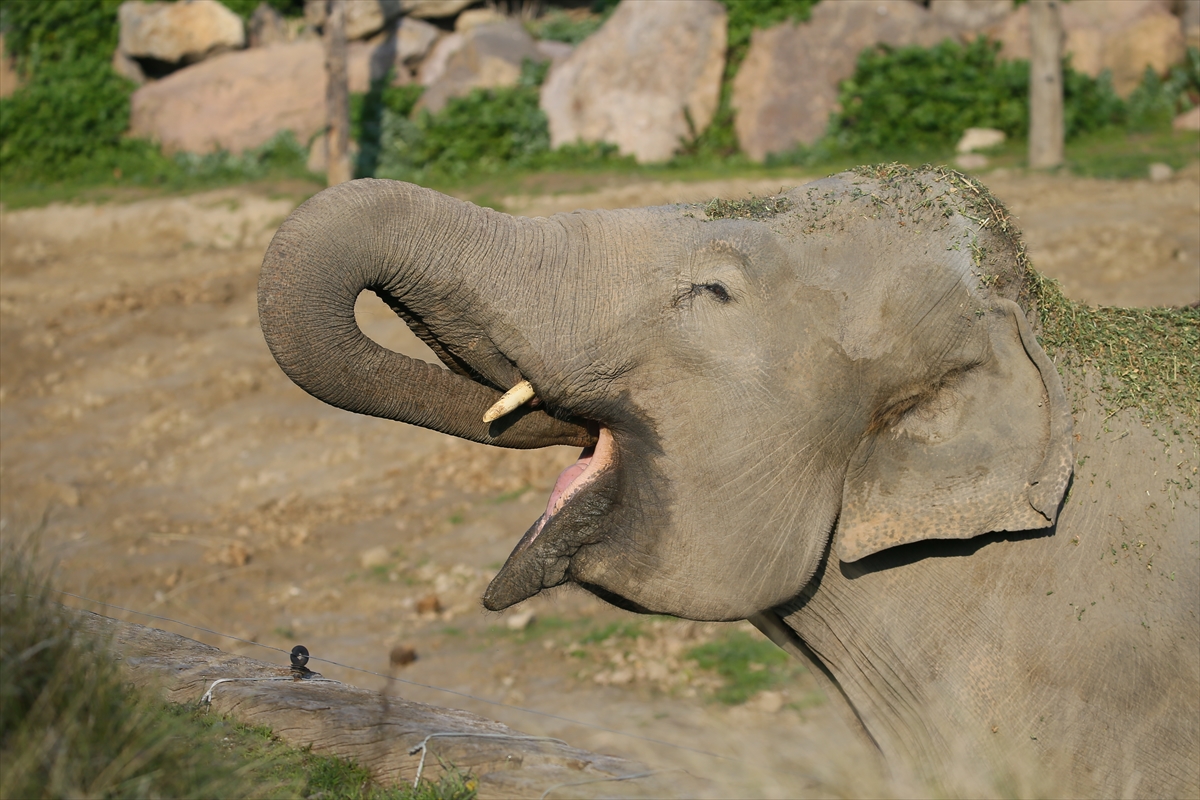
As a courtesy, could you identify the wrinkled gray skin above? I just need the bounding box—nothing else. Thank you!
[259,170,1199,796]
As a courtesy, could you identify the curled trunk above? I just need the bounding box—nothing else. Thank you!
[258,179,593,449]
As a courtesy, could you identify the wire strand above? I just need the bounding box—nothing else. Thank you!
[54,589,738,764]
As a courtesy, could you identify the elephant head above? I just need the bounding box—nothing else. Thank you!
[259,166,1073,622]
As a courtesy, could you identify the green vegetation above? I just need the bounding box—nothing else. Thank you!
[220,0,305,18]
[1,0,1196,206]
[0,0,314,203]
[359,61,630,184]
[0,548,475,799]
[701,194,794,220]
[686,630,807,705]
[775,40,1199,166]
[525,6,613,45]
[1028,271,1199,428]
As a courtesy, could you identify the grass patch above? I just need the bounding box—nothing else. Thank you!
[1027,271,1199,429]
[0,546,476,799]
[1063,127,1200,179]
[686,630,808,705]
[578,620,644,645]
[490,485,531,504]
[701,194,794,220]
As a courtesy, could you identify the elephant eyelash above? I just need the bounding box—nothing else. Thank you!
[671,281,734,310]
[694,282,732,304]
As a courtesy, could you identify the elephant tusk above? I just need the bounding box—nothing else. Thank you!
[483,379,537,423]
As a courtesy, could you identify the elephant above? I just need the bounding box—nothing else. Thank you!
[258,166,1198,797]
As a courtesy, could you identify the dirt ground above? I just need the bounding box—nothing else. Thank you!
[2,166,1197,797]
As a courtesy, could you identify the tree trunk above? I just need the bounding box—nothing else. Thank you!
[1029,0,1064,169]
[324,0,352,186]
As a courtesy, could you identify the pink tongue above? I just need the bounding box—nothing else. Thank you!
[547,447,594,515]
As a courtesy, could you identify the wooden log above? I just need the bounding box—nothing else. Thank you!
[76,610,699,799]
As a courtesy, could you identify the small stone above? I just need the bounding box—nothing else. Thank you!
[389,643,418,667]
[955,153,990,171]
[1148,162,1173,182]
[956,127,1006,154]
[506,609,536,631]
[749,690,785,713]
[416,592,442,614]
[213,541,251,567]
[360,545,391,569]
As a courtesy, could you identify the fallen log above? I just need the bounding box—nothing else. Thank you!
[75,610,700,799]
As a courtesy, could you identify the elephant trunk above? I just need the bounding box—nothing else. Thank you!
[258,179,594,449]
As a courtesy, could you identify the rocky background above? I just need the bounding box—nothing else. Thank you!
[4,0,1196,169]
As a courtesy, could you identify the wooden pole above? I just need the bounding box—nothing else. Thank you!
[1028,0,1064,169]
[324,0,352,186]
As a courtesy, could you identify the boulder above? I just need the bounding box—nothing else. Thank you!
[417,32,464,86]
[985,0,1185,97]
[731,0,960,161]
[401,0,476,19]
[118,0,245,68]
[130,41,325,154]
[956,127,1006,153]
[417,20,543,114]
[1103,10,1186,96]
[304,0,401,41]
[929,0,1013,34]
[112,49,148,83]
[248,2,288,48]
[540,0,727,164]
[455,7,507,32]
[395,16,441,67]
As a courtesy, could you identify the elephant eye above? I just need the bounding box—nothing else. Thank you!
[695,282,731,304]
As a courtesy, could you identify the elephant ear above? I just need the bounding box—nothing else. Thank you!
[834,300,1074,563]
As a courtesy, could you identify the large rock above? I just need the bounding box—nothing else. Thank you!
[118,0,245,67]
[401,0,476,19]
[540,0,727,164]
[395,16,441,67]
[248,2,288,48]
[304,0,401,41]
[928,0,1013,33]
[986,0,1185,97]
[732,1,960,161]
[130,41,325,154]
[417,32,464,87]
[417,20,543,114]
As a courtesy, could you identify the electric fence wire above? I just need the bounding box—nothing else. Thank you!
[54,588,740,764]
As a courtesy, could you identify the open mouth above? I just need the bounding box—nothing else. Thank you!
[476,379,619,611]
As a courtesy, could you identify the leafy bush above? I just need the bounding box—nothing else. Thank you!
[368,61,628,182]
[0,57,163,183]
[525,8,610,45]
[0,0,315,189]
[1125,47,1200,130]
[0,0,154,183]
[828,37,1125,156]
[0,0,122,74]
[221,0,306,19]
